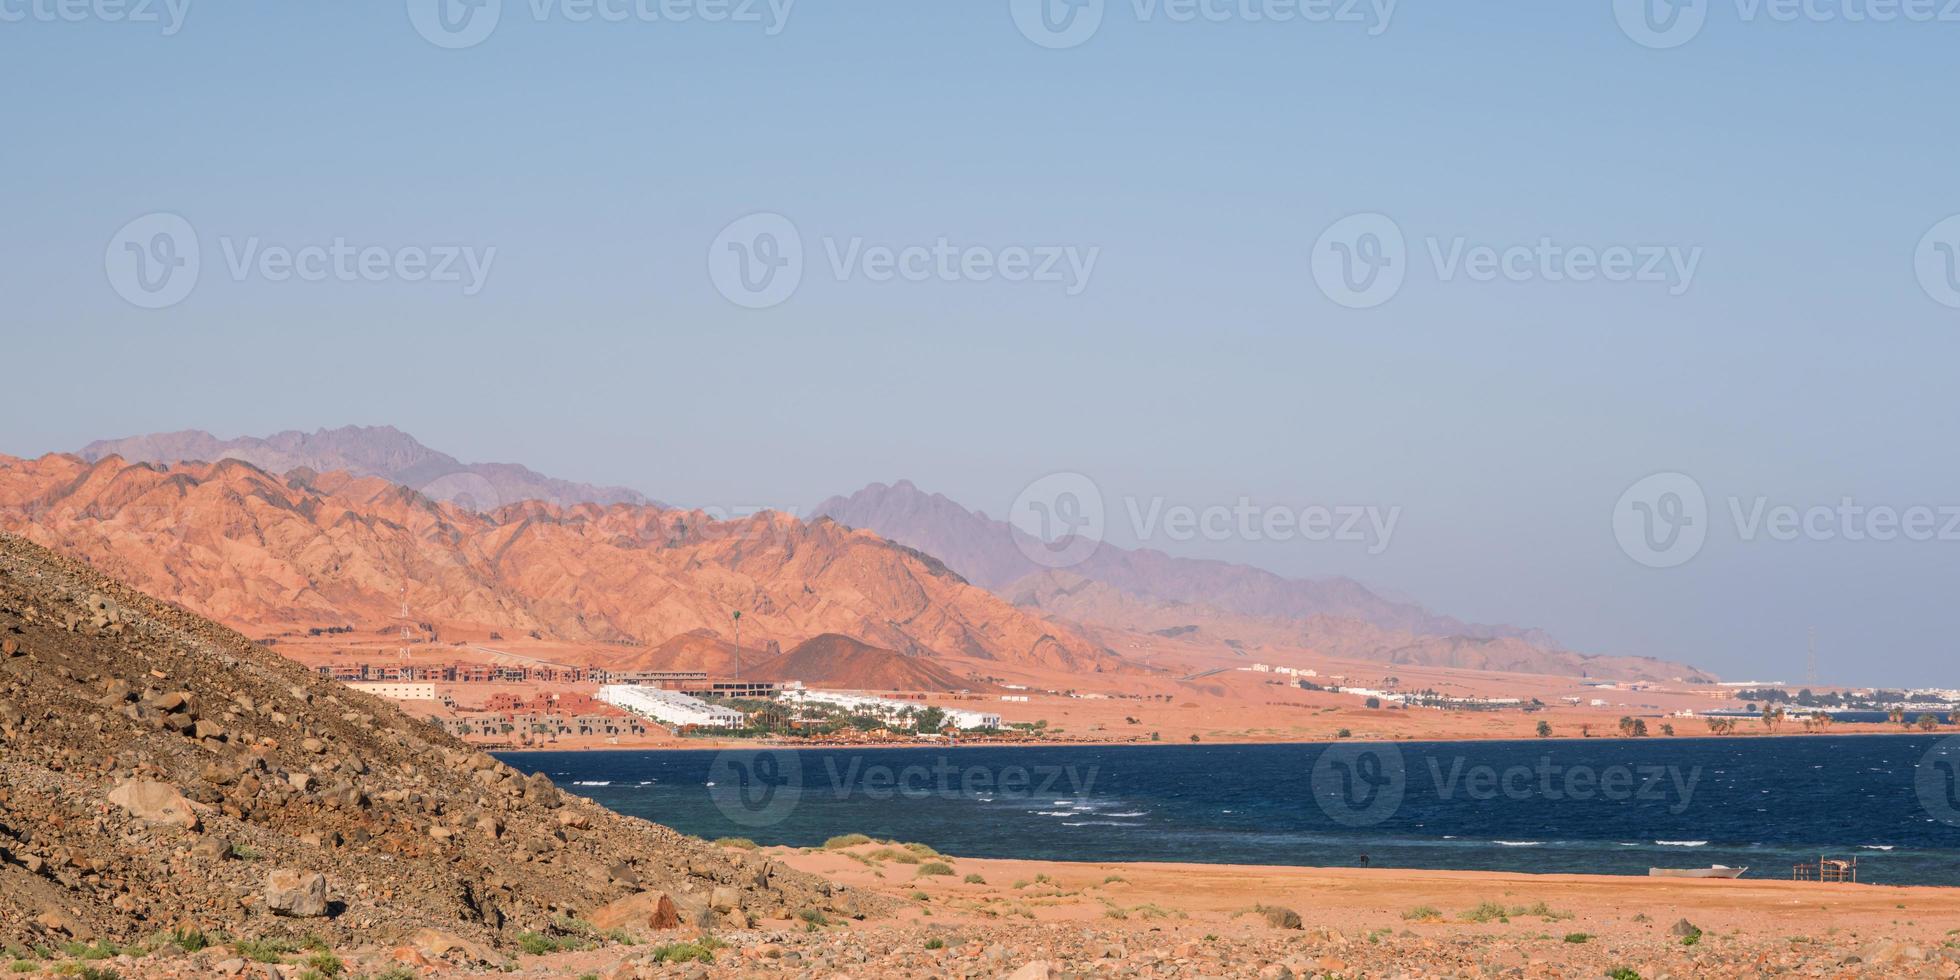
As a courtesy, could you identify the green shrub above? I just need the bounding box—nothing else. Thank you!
[647,937,725,965]
[1607,969,1642,980]
[822,834,873,850]
[57,944,117,963]
[797,908,831,927]
[1564,933,1593,944]
[234,937,301,964]
[301,952,341,977]
[963,873,986,884]
[923,937,945,950]
[916,862,955,877]
[1402,905,1442,922]
[714,837,758,849]
[515,932,565,956]
[8,963,38,975]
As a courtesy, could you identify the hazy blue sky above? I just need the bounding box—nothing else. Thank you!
[3,2,1956,684]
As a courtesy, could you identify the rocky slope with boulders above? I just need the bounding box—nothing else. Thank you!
[0,531,868,961]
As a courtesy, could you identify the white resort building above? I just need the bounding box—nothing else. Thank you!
[599,684,746,729]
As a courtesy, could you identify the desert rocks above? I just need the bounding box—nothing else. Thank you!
[106,779,201,831]
[265,869,330,917]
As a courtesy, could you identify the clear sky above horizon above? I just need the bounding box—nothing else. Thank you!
[3,2,1956,685]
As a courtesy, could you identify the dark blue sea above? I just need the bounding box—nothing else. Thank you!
[501,735,1960,886]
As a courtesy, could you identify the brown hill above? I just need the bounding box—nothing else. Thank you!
[609,629,779,676]
[0,454,1120,675]
[749,634,979,691]
[0,530,848,953]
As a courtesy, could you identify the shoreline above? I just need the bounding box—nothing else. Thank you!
[487,726,1956,754]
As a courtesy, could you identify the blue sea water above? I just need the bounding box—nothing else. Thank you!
[501,735,1960,886]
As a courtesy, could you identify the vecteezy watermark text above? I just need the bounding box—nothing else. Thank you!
[1312,743,1704,827]
[708,212,1099,309]
[0,0,189,33]
[1614,471,1960,568]
[1429,756,1701,815]
[1010,0,1396,49]
[105,213,497,309]
[707,749,1099,827]
[1615,0,1960,49]
[409,0,797,49]
[1311,213,1703,309]
[1009,471,1398,570]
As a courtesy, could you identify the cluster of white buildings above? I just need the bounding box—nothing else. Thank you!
[599,684,746,729]
[1244,664,1318,678]
[1336,686,1405,703]
[781,689,1002,730]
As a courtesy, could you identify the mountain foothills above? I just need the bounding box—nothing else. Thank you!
[16,426,1708,683]
[0,531,852,954]
[814,482,1699,682]
[79,425,653,510]
[0,453,1119,676]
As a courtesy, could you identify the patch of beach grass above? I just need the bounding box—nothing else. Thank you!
[916,862,955,877]
[1402,905,1443,922]
[823,833,874,850]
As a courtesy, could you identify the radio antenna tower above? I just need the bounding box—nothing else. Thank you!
[398,583,413,664]
[1806,627,1818,687]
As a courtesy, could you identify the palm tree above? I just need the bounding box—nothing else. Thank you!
[1888,707,1907,728]
[1618,716,1636,737]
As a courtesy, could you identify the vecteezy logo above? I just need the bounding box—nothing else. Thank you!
[1613,0,1708,49]
[1914,214,1960,310]
[1916,736,1960,828]
[1010,471,1105,569]
[1310,742,1405,827]
[1010,0,1104,49]
[416,471,504,515]
[707,748,802,828]
[408,0,502,49]
[1311,213,1405,310]
[709,212,804,309]
[105,213,200,310]
[1613,471,1708,568]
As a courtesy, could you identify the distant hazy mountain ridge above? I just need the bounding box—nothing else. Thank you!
[79,425,652,510]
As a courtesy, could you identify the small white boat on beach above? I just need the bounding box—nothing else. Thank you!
[1648,865,1747,879]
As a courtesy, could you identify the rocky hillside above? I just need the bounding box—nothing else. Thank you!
[79,425,653,510]
[0,531,860,957]
[0,454,1120,674]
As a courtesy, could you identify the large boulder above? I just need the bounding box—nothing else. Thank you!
[265,870,330,917]
[106,780,200,831]
[590,891,683,932]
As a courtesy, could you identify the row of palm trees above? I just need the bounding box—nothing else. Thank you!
[1700,704,1949,734]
